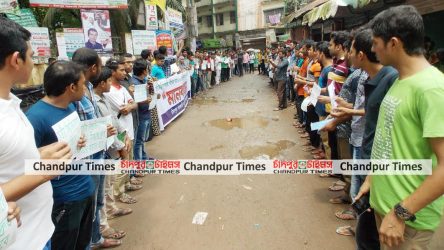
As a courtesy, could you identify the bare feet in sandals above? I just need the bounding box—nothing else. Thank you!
[101,227,126,239]
[336,225,355,236]
[107,207,133,220]
[91,238,122,249]
[118,193,137,204]
[335,208,357,220]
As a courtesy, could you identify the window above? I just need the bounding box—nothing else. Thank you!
[216,13,224,26]
[230,11,236,24]
[206,15,213,27]
[198,16,202,23]
[264,8,284,25]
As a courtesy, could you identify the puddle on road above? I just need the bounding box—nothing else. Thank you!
[205,117,269,130]
[241,98,255,103]
[239,140,296,159]
[193,96,218,105]
[193,96,256,105]
[210,145,224,151]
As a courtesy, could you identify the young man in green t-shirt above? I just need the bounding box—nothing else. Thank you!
[355,5,444,249]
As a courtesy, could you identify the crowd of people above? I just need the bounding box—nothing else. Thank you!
[1,4,444,250]
[259,5,444,250]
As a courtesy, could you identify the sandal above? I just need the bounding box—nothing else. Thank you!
[328,183,345,191]
[119,193,137,204]
[130,177,143,185]
[335,209,357,220]
[329,195,351,204]
[101,227,126,239]
[300,134,310,138]
[91,238,122,249]
[336,225,355,236]
[313,154,326,159]
[125,184,143,192]
[107,207,133,220]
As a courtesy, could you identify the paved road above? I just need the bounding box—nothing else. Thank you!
[112,73,444,250]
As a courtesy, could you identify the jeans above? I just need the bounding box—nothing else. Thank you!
[134,117,151,160]
[43,240,51,250]
[91,175,105,245]
[350,146,364,202]
[51,195,94,250]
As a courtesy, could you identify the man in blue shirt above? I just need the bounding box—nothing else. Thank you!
[85,28,104,51]
[26,61,97,249]
[72,48,121,248]
[130,59,153,160]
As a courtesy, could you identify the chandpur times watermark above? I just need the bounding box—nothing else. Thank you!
[25,159,433,176]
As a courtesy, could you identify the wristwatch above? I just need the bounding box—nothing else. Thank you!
[394,203,416,222]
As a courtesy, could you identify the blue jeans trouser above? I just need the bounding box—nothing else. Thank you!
[350,146,364,202]
[134,117,151,160]
[91,175,105,245]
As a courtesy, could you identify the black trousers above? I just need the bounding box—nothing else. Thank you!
[51,195,94,250]
[305,105,320,147]
[249,63,254,73]
[356,209,380,250]
[295,95,305,124]
[328,130,339,160]
[237,62,243,76]
[243,63,249,73]
[211,71,216,86]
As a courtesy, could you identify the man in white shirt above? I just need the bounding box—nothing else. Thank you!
[103,59,138,156]
[0,17,72,250]
[215,51,222,85]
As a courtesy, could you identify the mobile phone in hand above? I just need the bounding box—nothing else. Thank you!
[351,194,370,216]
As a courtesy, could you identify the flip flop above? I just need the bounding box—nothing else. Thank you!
[329,195,350,204]
[101,227,126,239]
[336,225,355,236]
[125,184,143,192]
[119,193,137,204]
[335,209,357,220]
[107,207,133,220]
[93,238,122,249]
[328,185,344,192]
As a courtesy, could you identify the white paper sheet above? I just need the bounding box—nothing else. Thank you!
[301,97,311,112]
[311,118,335,131]
[327,82,337,109]
[0,188,17,250]
[134,84,148,103]
[51,112,82,158]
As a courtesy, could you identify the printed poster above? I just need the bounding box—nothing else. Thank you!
[81,9,113,54]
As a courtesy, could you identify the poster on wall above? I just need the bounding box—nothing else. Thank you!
[6,9,38,27]
[27,27,51,63]
[145,4,158,30]
[81,9,113,54]
[156,30,173,55]
[56,32,68,59]
[131,30,157,56]
[63,28,85,58]
[0,0,19,14]
[167,8,183,29]
[125,33,133,55]
[29,0,127,9]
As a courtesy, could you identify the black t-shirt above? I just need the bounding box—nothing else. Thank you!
[361,66,398,159]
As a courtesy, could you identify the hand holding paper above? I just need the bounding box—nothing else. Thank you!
[38,142,72,160]
[7,202,21,227]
